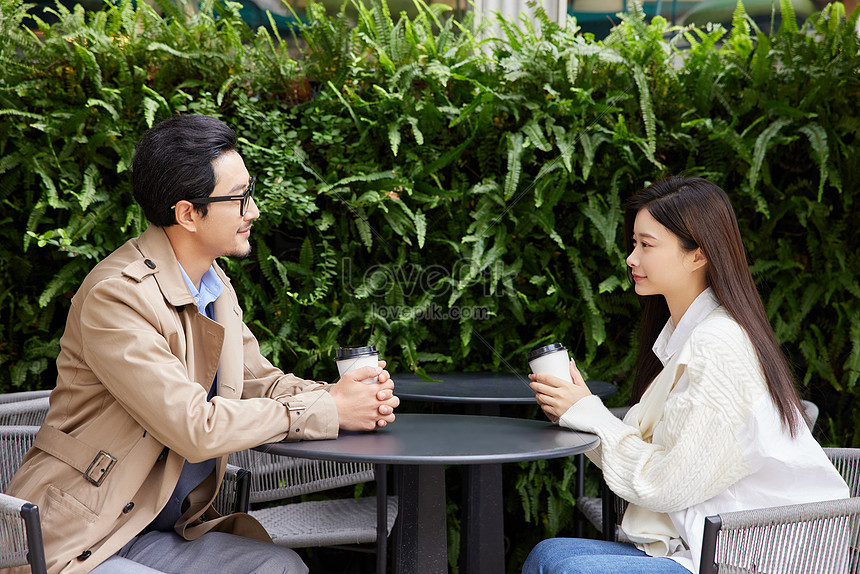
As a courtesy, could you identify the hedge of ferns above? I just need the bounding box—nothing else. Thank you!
[1,0,858,567]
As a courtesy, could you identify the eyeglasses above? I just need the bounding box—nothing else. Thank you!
[176,177,256,216]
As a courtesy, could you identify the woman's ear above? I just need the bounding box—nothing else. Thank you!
[690,248,708,271]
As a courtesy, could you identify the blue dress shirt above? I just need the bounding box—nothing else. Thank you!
[148,265,224,532]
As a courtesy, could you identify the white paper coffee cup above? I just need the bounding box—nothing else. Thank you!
[528,343,573,383]
[335,345,380,384]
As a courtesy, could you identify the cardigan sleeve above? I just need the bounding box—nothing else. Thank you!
[560,327,765,514]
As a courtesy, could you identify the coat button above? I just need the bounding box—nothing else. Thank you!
[144,259,156,269]
[123,502,134,513]
[157,447,168,461]
[77,550,92,561]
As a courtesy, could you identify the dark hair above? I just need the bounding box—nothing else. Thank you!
[625,176,803,436]
[131,115,238,226]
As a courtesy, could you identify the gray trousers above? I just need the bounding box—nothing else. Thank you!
[89,531,308,574]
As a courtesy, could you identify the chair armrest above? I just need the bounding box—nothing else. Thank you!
[600,479,618,542]
[699,496,860,574]
[596,478,628,542]
[0,492,48,574]
[213,464,251,515]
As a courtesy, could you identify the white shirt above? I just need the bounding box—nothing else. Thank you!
[560,288,849,573]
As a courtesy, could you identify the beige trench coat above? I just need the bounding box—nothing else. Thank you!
[3,225,339,574]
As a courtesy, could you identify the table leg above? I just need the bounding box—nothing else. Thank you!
[574,453,585,538]
[462,463,505,574]
[376,464,388,574]
[392,464,448,574]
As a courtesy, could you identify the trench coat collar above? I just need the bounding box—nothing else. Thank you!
[134,225,197,307]
[132,224,243,399]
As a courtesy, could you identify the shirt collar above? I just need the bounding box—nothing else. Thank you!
[178,264,224,317]
[652,287,721,366]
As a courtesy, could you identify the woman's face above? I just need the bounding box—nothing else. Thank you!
[626,208,702,301]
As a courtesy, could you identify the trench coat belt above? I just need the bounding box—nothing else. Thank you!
[33,425,118,486]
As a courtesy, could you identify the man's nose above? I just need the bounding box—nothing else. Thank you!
[246,196,260,220]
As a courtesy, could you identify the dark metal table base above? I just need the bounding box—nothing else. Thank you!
[392,465,448,573]
[462,464,505,573]
[391,464,504,574]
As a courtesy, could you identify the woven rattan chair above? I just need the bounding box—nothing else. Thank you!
[1,426,45,574]
[0,492,47,574]
[699,496,860,574]
[228,448,398,574]
[1,424,250,573]
[0,391,51,404]
[0,390,51,427]
[214,464,252,516]
[577,400,822,541]
[699,446,860,573]
[1,426,38,493]
[825,447,860,497]
[574,406,630,541]
[0,397,50,426]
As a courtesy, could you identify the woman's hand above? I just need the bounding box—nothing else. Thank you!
[529,360,591,423]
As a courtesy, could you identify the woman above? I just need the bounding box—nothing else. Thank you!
[524,176,848,573]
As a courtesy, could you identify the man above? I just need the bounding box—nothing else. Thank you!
[4,114,399,574]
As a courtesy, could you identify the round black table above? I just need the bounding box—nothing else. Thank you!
[258,413,599,574]
[390,372,616,573]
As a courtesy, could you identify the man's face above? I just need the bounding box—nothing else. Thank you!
[195,150,260,260]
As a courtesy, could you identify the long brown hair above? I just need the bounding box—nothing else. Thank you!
[625,176,803,436]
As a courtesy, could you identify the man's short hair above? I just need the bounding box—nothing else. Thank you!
[132,115,238,227]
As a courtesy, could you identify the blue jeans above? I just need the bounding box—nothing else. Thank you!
[522,538,691,574]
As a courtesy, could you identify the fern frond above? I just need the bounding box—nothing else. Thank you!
[749,117,790,204]
[778,0,798,35]
[504,132,523,200]
[798,122,829,201]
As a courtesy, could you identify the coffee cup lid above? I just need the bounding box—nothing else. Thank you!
[335,345,378,360]
[527,343,567,361]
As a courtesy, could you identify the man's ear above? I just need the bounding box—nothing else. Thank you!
[172,200,200,233]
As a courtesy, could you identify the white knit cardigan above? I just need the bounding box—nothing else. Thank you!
[560,289,849,573]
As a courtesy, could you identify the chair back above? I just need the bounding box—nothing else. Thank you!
[1,426,39,493]
[228,449,375,503]
[0,398,50,426]
[0,391,51,404]
[826,448,860,498]
[699,447,860,574]
[701,497,860,574]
